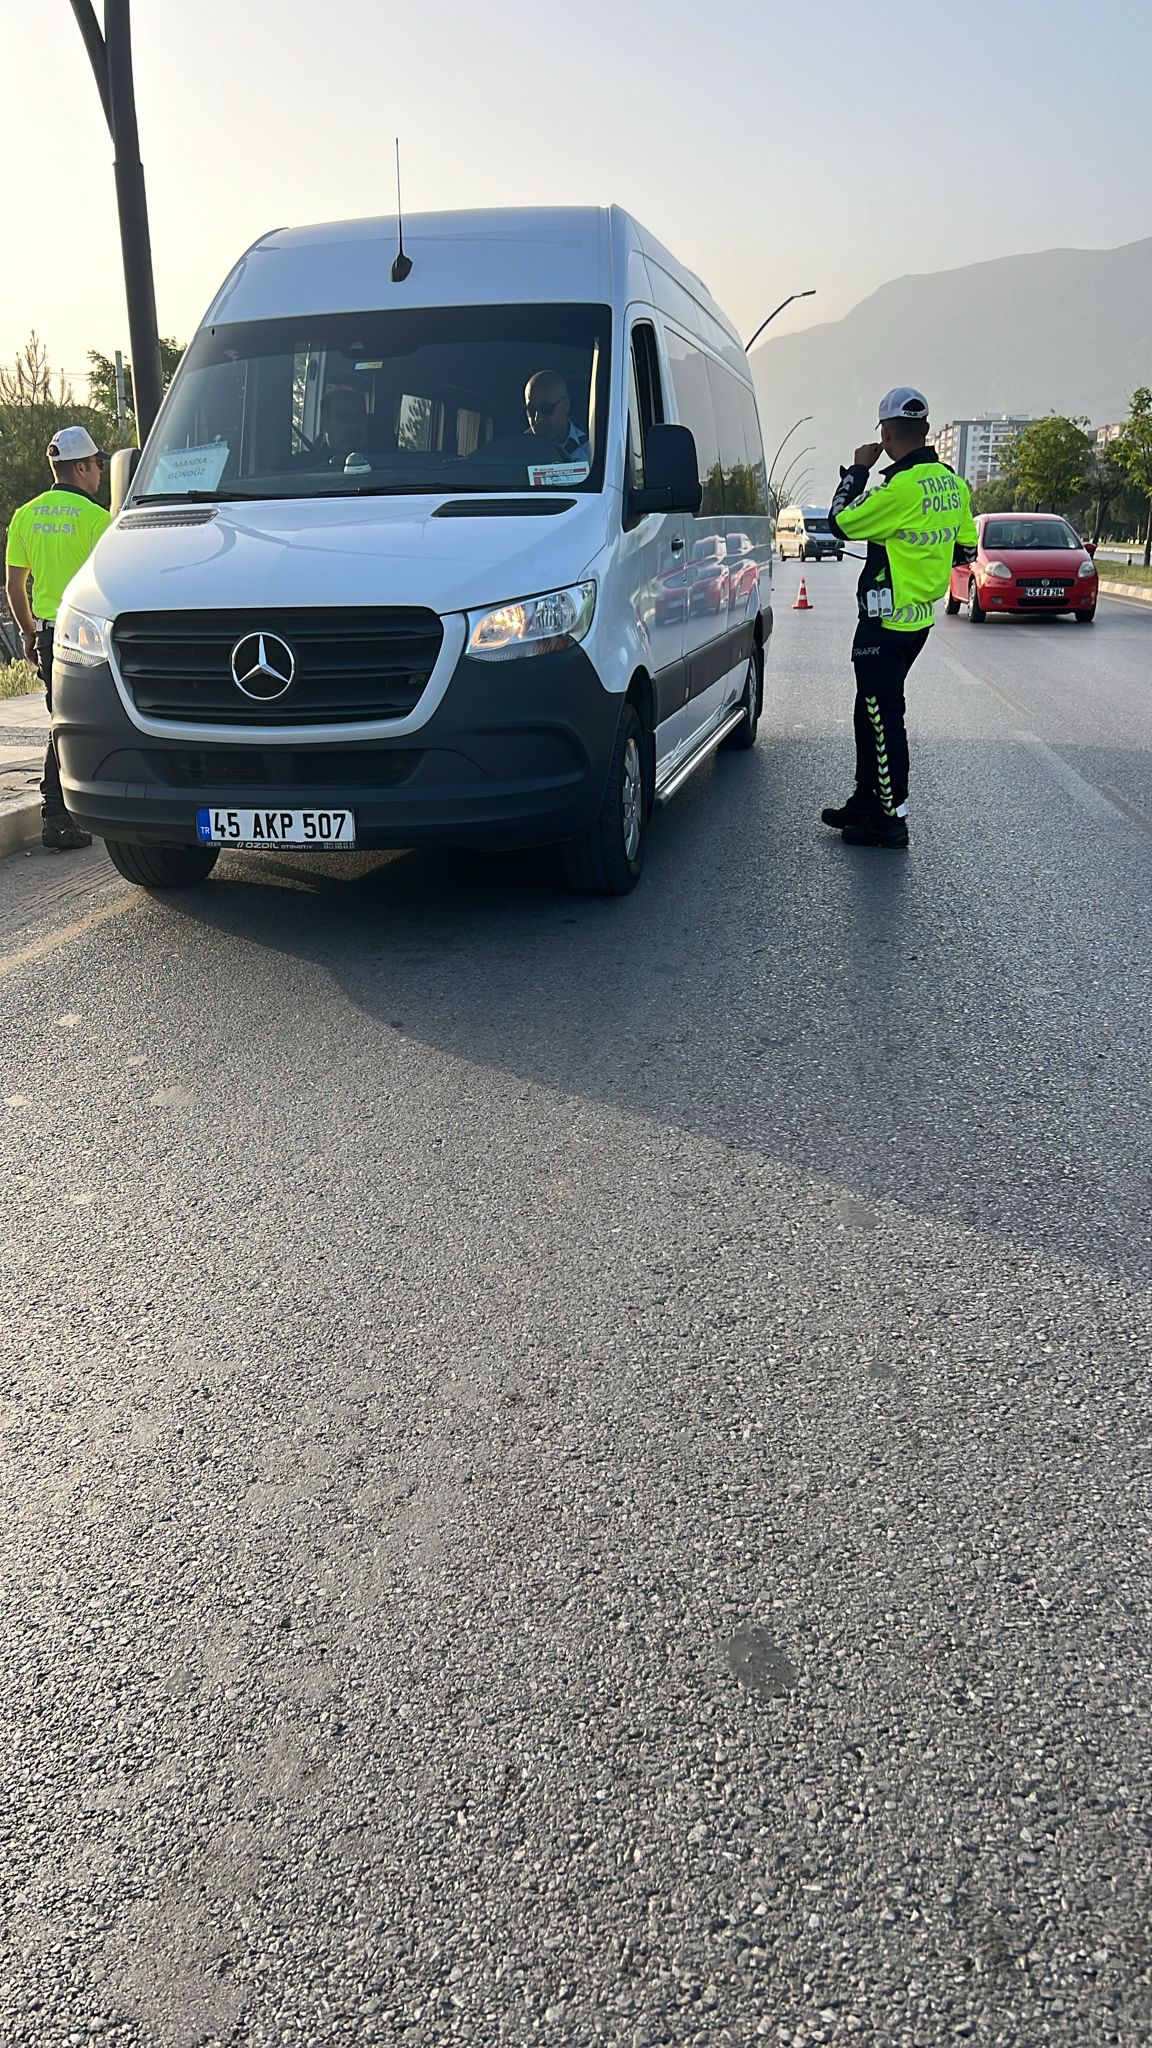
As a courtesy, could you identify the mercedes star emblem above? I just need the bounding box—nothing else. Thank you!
[230,631,296,702]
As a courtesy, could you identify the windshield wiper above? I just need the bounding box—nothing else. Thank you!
[132,489,266,504]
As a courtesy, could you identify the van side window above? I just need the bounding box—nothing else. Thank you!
[664,328,722,515]
[701,360,770,520]
[705,359,762,517]
[738,385,770,515]
[627,322,664,490]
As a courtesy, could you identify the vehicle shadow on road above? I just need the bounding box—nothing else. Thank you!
[154,731,1151,1280]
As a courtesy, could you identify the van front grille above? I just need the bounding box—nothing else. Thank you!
[113,607,443,725]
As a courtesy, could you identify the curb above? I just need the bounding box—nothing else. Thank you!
[1098,580,1152,605]
[0,798,42,862]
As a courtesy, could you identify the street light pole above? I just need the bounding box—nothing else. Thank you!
[744,290,816,354]
[774,448,814,512]
[70,0,164,440]
[778,448,814,488]
[767,415,812,496]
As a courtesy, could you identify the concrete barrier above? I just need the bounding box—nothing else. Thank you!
[0,795,41,861]
[1097,579,1152,605]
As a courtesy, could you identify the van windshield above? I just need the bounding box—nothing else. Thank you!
[133,305,610,501]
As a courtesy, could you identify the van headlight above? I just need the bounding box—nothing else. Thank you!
[466,582,596,661]
[55,605,113,667]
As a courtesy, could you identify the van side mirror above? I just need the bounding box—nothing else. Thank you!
[631,424,703,517]
[109,445,141,518]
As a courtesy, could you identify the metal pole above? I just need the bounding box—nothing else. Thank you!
[69,0,112,127]
[72,3,164,441]
[744,291,816,354]
[767,416,812,498]
[105,0,163,439]
[114,350,128,433]
[776,448,814,502]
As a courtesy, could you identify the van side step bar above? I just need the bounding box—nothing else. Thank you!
[654,707,746,807]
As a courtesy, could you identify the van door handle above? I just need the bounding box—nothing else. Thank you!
[670,536,685,554]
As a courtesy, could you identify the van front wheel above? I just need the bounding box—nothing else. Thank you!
[563,702,647,895]
[721,641,763,751]
[104,840,220,889]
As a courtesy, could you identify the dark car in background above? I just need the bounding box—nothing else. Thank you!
[947,513,1098,624]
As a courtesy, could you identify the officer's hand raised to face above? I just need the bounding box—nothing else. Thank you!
[854,442,883,469]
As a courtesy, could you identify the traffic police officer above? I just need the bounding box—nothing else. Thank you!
[822,388,977,848]
[5,425,110,850]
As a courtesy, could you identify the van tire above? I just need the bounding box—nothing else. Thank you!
[104,840,221,889]
[721,641,763,751]
[562,702,647,896]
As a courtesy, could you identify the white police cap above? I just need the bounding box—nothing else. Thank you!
[877,388,929,424]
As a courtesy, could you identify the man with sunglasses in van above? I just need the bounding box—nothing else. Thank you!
[524,371,589,464]
[5,425,110,850]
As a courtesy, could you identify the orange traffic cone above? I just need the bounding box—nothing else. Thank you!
[793,576,813,611]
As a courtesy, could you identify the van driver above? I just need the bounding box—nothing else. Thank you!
[524,372,589,463]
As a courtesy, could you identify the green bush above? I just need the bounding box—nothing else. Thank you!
[1095,559,1152,586]
[0,659,38,699]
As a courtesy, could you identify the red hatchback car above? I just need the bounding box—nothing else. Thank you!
[946,513,1098,624]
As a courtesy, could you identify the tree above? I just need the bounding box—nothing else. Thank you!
[0,335,117,546]
[1083,442,1127,544]
[972,474,1017,516]
[87,339,183,428]
[999,413,1091,515]
[1109,388,1152,567]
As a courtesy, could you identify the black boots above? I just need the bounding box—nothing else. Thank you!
[821,792,908,848]
[42,813,92,852]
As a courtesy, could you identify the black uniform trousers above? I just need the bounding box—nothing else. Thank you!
[33,625,65,817]
[851,617,931,814]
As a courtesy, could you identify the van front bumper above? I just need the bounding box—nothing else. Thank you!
[52,645,623,851]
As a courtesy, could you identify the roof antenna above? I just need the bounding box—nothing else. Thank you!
[391,138,412,283]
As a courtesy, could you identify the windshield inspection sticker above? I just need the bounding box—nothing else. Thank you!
[528,461,590,488]
[148,442,230,494]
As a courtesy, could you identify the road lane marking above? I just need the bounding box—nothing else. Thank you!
[931,641,1152,841]
[1014,733,1142,829]
[0,893,138,981]
[1095,783,1152,837]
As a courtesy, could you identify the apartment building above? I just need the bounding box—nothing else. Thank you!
[936,414,1038,488]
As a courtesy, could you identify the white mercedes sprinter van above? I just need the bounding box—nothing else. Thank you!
[776,506,842,563]
[54,207,773,895]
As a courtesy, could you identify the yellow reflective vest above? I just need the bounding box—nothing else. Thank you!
[829,447,978,633]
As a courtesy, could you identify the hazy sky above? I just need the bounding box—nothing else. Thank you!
[8,0,1152,393]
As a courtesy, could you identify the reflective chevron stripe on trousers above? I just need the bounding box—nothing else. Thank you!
[850,618,932,814]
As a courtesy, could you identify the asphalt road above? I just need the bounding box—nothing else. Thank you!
[2,568,1150,2048]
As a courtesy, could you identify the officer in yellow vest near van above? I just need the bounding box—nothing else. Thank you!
[822,389,977,849]
[5,425,110,850]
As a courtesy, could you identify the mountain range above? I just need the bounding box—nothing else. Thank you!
[749,235,1152,503]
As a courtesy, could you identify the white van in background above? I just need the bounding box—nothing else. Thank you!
[777,505,842,563]
[53,206,773,897]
